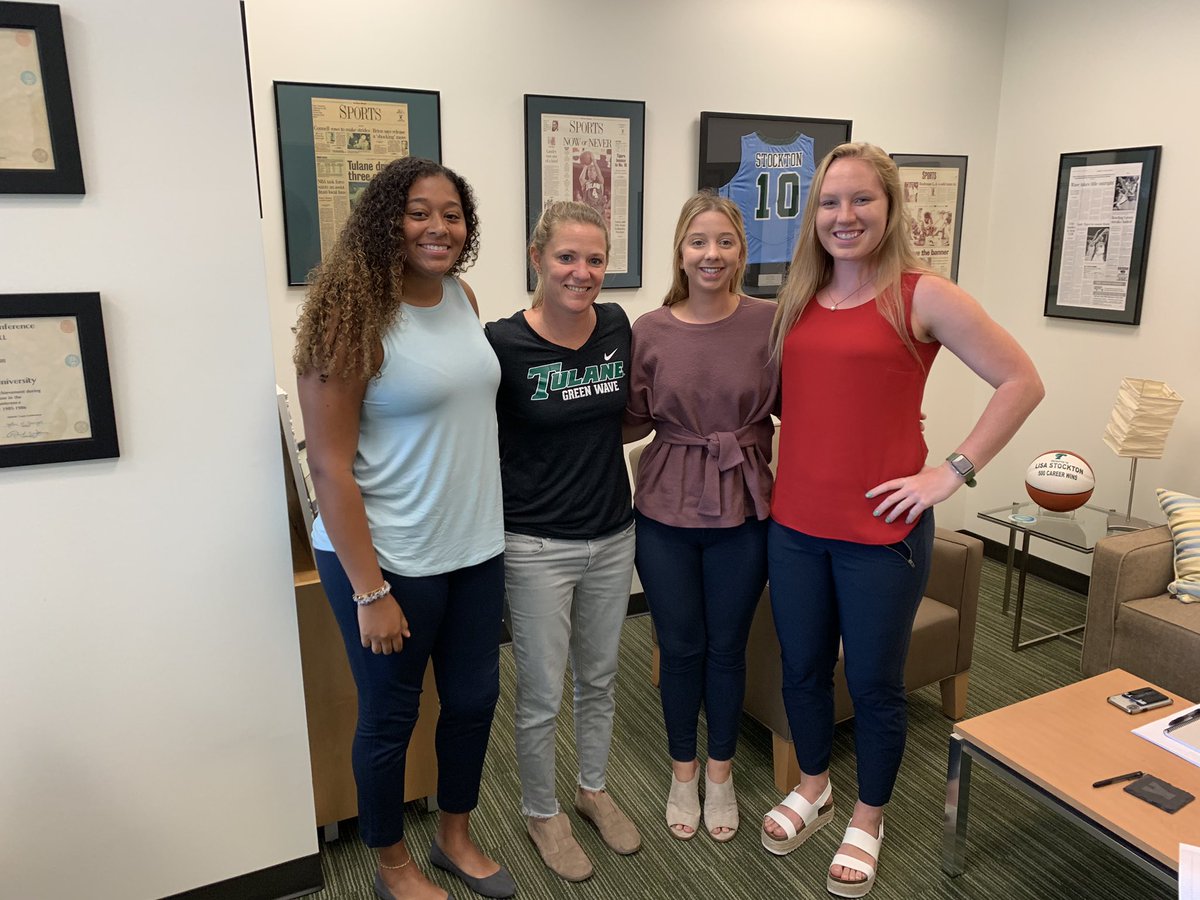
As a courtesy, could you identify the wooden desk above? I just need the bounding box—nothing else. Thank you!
[943,669,1199,885]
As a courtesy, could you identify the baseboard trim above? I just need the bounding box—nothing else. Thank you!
[160,853,322,900]
[960,529,1090,596]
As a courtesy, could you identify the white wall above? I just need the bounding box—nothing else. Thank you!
[972,0,1200,566]
[0,3,316,898]
[246,0,1011,533]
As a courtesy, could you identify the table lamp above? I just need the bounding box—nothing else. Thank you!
[1102,377,1183,533]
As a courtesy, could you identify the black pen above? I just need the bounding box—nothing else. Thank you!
[1092,771,1143,788]
[1166,708,1200,729]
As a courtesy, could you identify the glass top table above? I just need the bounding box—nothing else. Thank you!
[976,502,1115,651]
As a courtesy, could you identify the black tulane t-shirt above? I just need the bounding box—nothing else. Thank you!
[484,303,632,539]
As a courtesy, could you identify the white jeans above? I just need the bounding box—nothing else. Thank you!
[504,520,636,818]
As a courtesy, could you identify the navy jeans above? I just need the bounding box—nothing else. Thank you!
[634,511,768,762]
[316,550,504,847]
[767,512,933,807]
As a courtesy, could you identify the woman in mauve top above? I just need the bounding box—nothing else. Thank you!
[760,143,1043,899]
[625,192,777,844]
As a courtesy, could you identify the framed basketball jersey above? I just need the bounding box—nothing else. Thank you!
[699,112,852,298]
[718,132,815,268]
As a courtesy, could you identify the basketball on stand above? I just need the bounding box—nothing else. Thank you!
[1025,451,1095,512]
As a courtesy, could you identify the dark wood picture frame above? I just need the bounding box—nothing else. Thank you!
[524,93,646,291]
[1044,145,1161,326]
[274,81,441,285]
[889,153,968,282]
[0,1,84,194]
[0,292,118,468]
[698,112,851,298]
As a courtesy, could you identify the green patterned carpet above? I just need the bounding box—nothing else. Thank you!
[310,558,1174,899]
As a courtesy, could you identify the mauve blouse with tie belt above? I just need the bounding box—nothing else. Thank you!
[625,296,778,528]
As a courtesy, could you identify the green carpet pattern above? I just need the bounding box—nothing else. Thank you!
[309,558,1175,899]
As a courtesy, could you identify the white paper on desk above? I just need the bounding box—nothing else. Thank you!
[1133,703,1200,767]
[1181,843,1200,900]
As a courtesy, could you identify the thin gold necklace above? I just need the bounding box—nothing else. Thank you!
[825,279,871,311]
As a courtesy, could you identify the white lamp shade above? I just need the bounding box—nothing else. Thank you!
[1102,378,1183,459]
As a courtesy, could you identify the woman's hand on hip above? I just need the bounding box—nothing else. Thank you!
[358,595,411,655]
[866,463,960,524]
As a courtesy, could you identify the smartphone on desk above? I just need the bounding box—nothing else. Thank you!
[1107,687,1173,714]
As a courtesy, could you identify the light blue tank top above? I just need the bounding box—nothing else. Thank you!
[312,278,504,576]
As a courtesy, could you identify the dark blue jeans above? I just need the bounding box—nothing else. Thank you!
[316,550,504,847]
[635,511,768,762]
[767,512,933,807]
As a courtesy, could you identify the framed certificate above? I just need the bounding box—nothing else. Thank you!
[698,112,852,298]
[524,94,646,290]
[890,153,967,282]
[0,2,84,194]
[0,292,118,468]
[1044,145,1161,325]
[274,81,441,285]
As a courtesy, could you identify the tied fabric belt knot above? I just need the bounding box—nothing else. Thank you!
[655,421,772,518]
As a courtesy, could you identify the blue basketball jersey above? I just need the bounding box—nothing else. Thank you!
[718,132,815,266]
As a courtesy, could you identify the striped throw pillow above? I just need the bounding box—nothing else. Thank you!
[1158,488,1200,603]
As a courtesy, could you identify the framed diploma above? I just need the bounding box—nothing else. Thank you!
[1044,145,1161,325]
[0,292,118,468]
[0,2,84,194]
[274,81,441,285]
[524,94,646,291]
[890,153,967,282]
[698,112,852,298]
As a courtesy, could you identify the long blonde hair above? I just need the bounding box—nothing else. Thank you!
[528,201,610,308]
[662,192,747,307]
[769,142,930,364]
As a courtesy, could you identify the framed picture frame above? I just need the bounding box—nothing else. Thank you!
[524,93,645,290]
[1044,145,1161,325]
[274,81,441,285]
[890,153,967,282]
[698,112,851,298]
[0,1,84,194]
[0,292,118,468]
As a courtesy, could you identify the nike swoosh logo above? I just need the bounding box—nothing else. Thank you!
[603,349,617,361]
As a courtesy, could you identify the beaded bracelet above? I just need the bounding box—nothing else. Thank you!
[352,580,391,606]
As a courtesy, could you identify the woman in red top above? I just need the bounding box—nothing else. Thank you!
[760,143,1043,898]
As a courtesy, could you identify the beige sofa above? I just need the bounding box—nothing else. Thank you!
[1081,525,1200,701]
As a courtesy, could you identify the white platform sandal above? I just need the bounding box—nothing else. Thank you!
[826,819,883,898]
[760,781,834,856]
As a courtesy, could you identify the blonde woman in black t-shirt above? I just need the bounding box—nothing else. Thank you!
[484,202,640,884]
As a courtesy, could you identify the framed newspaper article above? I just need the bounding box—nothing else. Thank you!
[0,292,118,468]
[698,112,851,298]
[0,2,85,194]
[1044,145,1160,326]
[274,81,441,285]
[524,94,646,290]
[890,153,967,282]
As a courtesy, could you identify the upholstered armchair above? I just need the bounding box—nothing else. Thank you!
[1081,525,1200,701]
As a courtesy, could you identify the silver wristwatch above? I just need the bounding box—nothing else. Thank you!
[945,452,977,488]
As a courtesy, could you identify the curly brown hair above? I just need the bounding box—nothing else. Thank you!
[293,157,481,381]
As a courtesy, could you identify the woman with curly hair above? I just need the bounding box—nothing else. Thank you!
[296,157,515,900]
